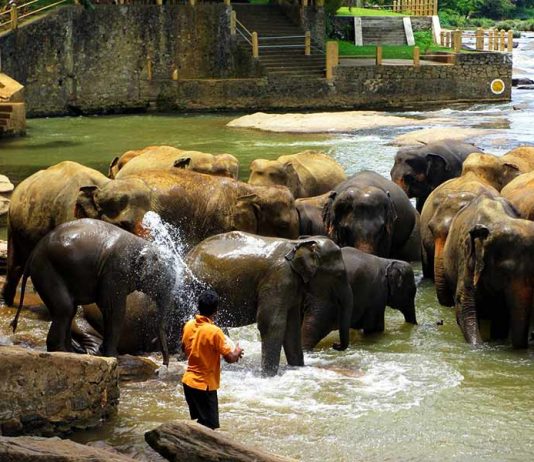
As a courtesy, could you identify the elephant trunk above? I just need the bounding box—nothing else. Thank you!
[434,238,454,307]
[333,281,353,351]
[506,281,533,349]
[456,285,482,345]
[402,302,417,325]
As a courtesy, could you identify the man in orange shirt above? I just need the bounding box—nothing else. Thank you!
[182,290,244,429]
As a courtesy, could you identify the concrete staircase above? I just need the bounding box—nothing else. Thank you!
[0,73,26,137]
[232,4,325,78]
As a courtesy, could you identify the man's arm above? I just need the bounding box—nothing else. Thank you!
[223,344,244,364]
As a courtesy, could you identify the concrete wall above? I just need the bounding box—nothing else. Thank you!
[0,4,257,116]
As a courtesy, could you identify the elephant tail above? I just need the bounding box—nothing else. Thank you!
[10,258,31,333]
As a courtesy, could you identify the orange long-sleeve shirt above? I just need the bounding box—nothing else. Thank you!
[182,315,232,391]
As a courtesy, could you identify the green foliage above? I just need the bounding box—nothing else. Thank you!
[337,40,450,59]
[336,7,403,16]
[325,0,344,16]
[413,30,433,53]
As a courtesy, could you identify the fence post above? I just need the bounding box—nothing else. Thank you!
[155,0,162,5]
[189,0,195,5]
[302,0,308,6]
[252,32,259,58]
[224,0,231,5]
[305,31,311,56]
[440,31,445,46]
[316,0,324,7]
[507,30,513,52]
[413,46,420,67]
[326,41,338,80]
[147,56,152,81]
[475,28,483,51]
[499,30,505,51]
[230,11,236,36]
[490,29,496,50]
[10,1,18,31]
[376,45,383,65]
[453,29,462,53]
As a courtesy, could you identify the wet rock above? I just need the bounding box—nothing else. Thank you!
[0,436,135,461]
[512,77,534,86]
[390,127,490,146]
[117,354,158,382]
[227,111,451,134]
[517,85,534,90]
[145,422,296,462]
[0,346,119,436]
[0,240,6,274]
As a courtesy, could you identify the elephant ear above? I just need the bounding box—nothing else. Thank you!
[173,157,192,169]
[232,194,260,234]
[108,156,119,179]
[285,240,319,284]
[75,186,100,219]
[283,162,300,195]
[468,224,490,287]
[426,153,449,186]
[322,191,337,238]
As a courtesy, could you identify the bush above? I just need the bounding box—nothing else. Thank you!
[414,30,433,53]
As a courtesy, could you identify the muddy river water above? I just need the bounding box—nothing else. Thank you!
[0,35,534,461]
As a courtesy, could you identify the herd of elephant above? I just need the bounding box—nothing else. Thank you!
[3,140,534,376]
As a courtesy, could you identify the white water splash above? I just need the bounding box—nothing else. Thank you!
[141,211,204,318]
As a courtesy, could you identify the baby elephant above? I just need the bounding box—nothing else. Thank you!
[11,219,176,365]
[302,247,417,349]
[343,247,417,333]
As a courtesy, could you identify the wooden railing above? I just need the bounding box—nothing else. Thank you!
[0,0,70,31]
[440,28,514,53]
[392,0,438,16]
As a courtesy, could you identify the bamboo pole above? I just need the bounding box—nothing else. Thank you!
[453,29,462,53]
[230,10,236,35]
[10,2,18,30]
[252,32,259,58]
[413,46,420,67]
[507,30,514,52]
[304,31,311,56]
[499,30,505,51]
[376,45,383,65]
[326,41,338,80]
[475,28,483,51]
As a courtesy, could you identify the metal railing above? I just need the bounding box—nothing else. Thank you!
[0,0,69,31]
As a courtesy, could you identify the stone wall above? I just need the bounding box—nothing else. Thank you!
[0,346,119,436]
[0,4,256,116]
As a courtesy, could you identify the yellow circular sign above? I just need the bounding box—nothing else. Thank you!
[491,79,505,95]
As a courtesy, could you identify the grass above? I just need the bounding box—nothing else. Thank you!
[338,40,451,59]
[336,7,404,17]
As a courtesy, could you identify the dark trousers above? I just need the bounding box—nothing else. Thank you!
[183,383,220,429]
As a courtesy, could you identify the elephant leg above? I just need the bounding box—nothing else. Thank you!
[488,294,509,341]
[506,282,533,349]
[283,303,304,367]
[99,296,126,358]
[257,291,289,377]
[421,242,434,280]
[1,233,26,307]
[363,307,385,334]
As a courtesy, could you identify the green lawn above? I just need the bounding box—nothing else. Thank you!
[338,40,451,59]
[336,7,404,17]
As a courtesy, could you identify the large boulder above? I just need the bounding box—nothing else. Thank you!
[0,436,135,461]
[0,346,119,436]
[145,421,296,462]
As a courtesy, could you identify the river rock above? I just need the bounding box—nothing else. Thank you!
[227,111,450,134]
[512,77,534,87]
[0,346,119,436]
[390,127,490,146]
[117,354,158,382]
[145,422,296,462]
[0,436,135,461]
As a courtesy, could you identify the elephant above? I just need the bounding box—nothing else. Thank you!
[435,195,534,348]
[296,192,330,236]
[109,145,239,180]
[2,161,110,307]
[248,150,346,198]
[420,173,499,279]
[75,169,299,249]
[323,170,420,261]
[390,140,482,212]
[301,247,417,350]
[461,146,534,191]
[185,232,353,376]
[501,170,534,220]
[11,219,176,365]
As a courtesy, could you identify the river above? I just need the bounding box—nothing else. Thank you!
[0,34,533,462]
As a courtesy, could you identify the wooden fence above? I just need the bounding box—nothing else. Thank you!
[392,0,438,16]
[440,28,514,53]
